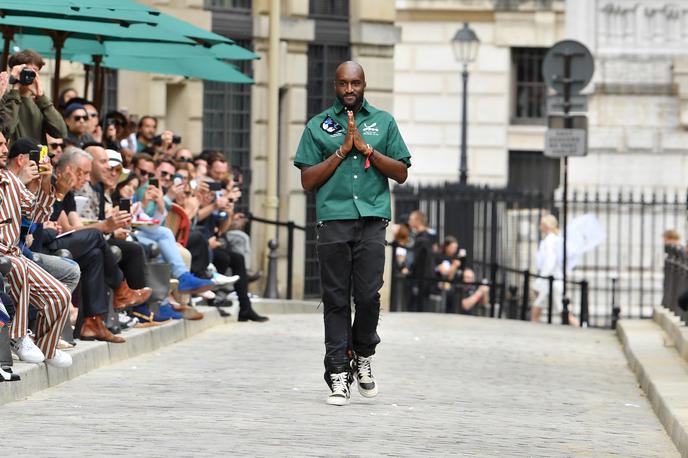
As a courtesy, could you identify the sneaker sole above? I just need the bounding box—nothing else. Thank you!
[355,376,378,398]
[326,395,350,406]
[179,284,215,295]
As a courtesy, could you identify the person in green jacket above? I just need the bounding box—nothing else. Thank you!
[0,49,67,145]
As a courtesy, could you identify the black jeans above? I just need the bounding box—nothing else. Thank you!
[108,239,147,289]
[186,229,210,278]
[46,228,120,317]
[213,247,251,313]
[317,218,387,374]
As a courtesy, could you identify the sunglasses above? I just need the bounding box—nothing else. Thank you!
[87,111,99,118]
[138,169,154,177]
[49,142,63,149]
[72,115,88,122]
[177,157,193,163]
[159,171,172,177]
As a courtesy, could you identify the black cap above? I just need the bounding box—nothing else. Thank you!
[9,138,39,159]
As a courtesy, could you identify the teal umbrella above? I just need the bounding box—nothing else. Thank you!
[71,54,254,84]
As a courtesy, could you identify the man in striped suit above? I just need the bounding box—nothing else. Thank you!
[0,128,74,367]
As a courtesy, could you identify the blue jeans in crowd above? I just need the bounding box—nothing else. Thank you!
[134,226,187,279]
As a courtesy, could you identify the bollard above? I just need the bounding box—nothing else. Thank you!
[611,277,620,329]
[520,270,529,321]
[263,239,279,299]
[508,285,518,319]
[561,297,570,325]
[580,280,589,327]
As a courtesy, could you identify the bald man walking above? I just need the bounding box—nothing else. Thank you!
[294,61,412,405]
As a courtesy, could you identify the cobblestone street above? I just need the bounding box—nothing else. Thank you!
[2,313,678,457]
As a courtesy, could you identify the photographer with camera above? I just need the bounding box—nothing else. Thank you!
[0,49,67,144]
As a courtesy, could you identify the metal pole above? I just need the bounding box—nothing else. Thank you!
[264,0,280,236]
[520,270,529,320]
[560,51,573,325]
[286,221,294,300]
[459,66,469,185]
[83,64,91,100]
[547,275,554,324]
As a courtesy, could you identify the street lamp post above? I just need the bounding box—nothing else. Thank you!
[451,23,480,185]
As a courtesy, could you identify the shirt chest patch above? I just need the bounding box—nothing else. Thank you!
[321,115,343,136]
[361,122,379,136]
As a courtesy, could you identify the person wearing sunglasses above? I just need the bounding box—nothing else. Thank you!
[45,134,64,166]
[0,49,68,145]
[63,103,95,149]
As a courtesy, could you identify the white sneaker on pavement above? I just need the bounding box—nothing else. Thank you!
[46,349,72,368]
[326,372,351,406]
[353,354,378,398]
[11,335,45,363]
[212,272,240,287]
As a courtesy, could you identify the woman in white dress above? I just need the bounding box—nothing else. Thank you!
[531,215,579,326]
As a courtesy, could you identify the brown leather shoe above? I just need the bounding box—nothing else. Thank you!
[173,304,204,321]
[114,281,153,311]
[78,316,126,343]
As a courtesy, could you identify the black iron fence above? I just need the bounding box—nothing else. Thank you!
[662,245,688,323]
[393,182,687,328]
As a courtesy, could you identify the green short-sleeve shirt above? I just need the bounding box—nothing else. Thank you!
[294,98,411,222]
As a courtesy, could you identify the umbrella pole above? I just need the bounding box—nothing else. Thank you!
[83,64,90,99]
[1,27,15,70]
[92,55,103,113]
[48,31,68,101]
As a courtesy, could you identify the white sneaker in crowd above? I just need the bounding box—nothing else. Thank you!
[46,350,73,368]
[11,335,45,363]
[200,290,216,301]
[212,272,240,287]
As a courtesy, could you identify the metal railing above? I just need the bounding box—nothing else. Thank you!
[247,213,306,300]
[393,183,686,328]
[662,245,688,323]
[388,242,594,327]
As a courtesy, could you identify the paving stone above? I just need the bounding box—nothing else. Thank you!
[0,313,678,457]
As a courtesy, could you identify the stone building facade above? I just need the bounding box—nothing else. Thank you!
[394,0,566,192]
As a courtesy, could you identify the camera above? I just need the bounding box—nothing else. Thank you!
[10,68,36,86]
[172,174,184,186]
[152,134,182,145]
[208,181,223,192]
[148,178,159,188]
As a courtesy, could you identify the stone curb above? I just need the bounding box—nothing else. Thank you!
[654,305,688,363]
[617,319,688,457]
[0,299,319,406]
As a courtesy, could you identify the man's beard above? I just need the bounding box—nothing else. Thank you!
[337,93,363,111]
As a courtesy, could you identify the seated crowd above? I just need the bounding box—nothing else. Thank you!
[0,49,266,375]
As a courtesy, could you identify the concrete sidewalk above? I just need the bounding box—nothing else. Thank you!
[0,298,318,406]
[618,307,688,456]
[1,312,677,457]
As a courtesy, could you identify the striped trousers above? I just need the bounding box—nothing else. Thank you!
[6,254,70,359]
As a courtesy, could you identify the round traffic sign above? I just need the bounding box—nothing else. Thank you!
[542,39,594,95]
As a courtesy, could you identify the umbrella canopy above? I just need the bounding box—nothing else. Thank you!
[0,0,257,103]
[71,54,254,84]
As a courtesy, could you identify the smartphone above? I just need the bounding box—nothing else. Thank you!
[148,178,159,188]
[119,198,131,213]
[30,145,49,172]
[208,181,223,192]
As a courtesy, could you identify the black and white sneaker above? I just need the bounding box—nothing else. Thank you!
[353,354,378,398]
[326,371,351,406]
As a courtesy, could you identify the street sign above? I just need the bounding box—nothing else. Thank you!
[542,40,594,95]
[547,95,587,114]
[545,129,587,157]
[548,114,587,130]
